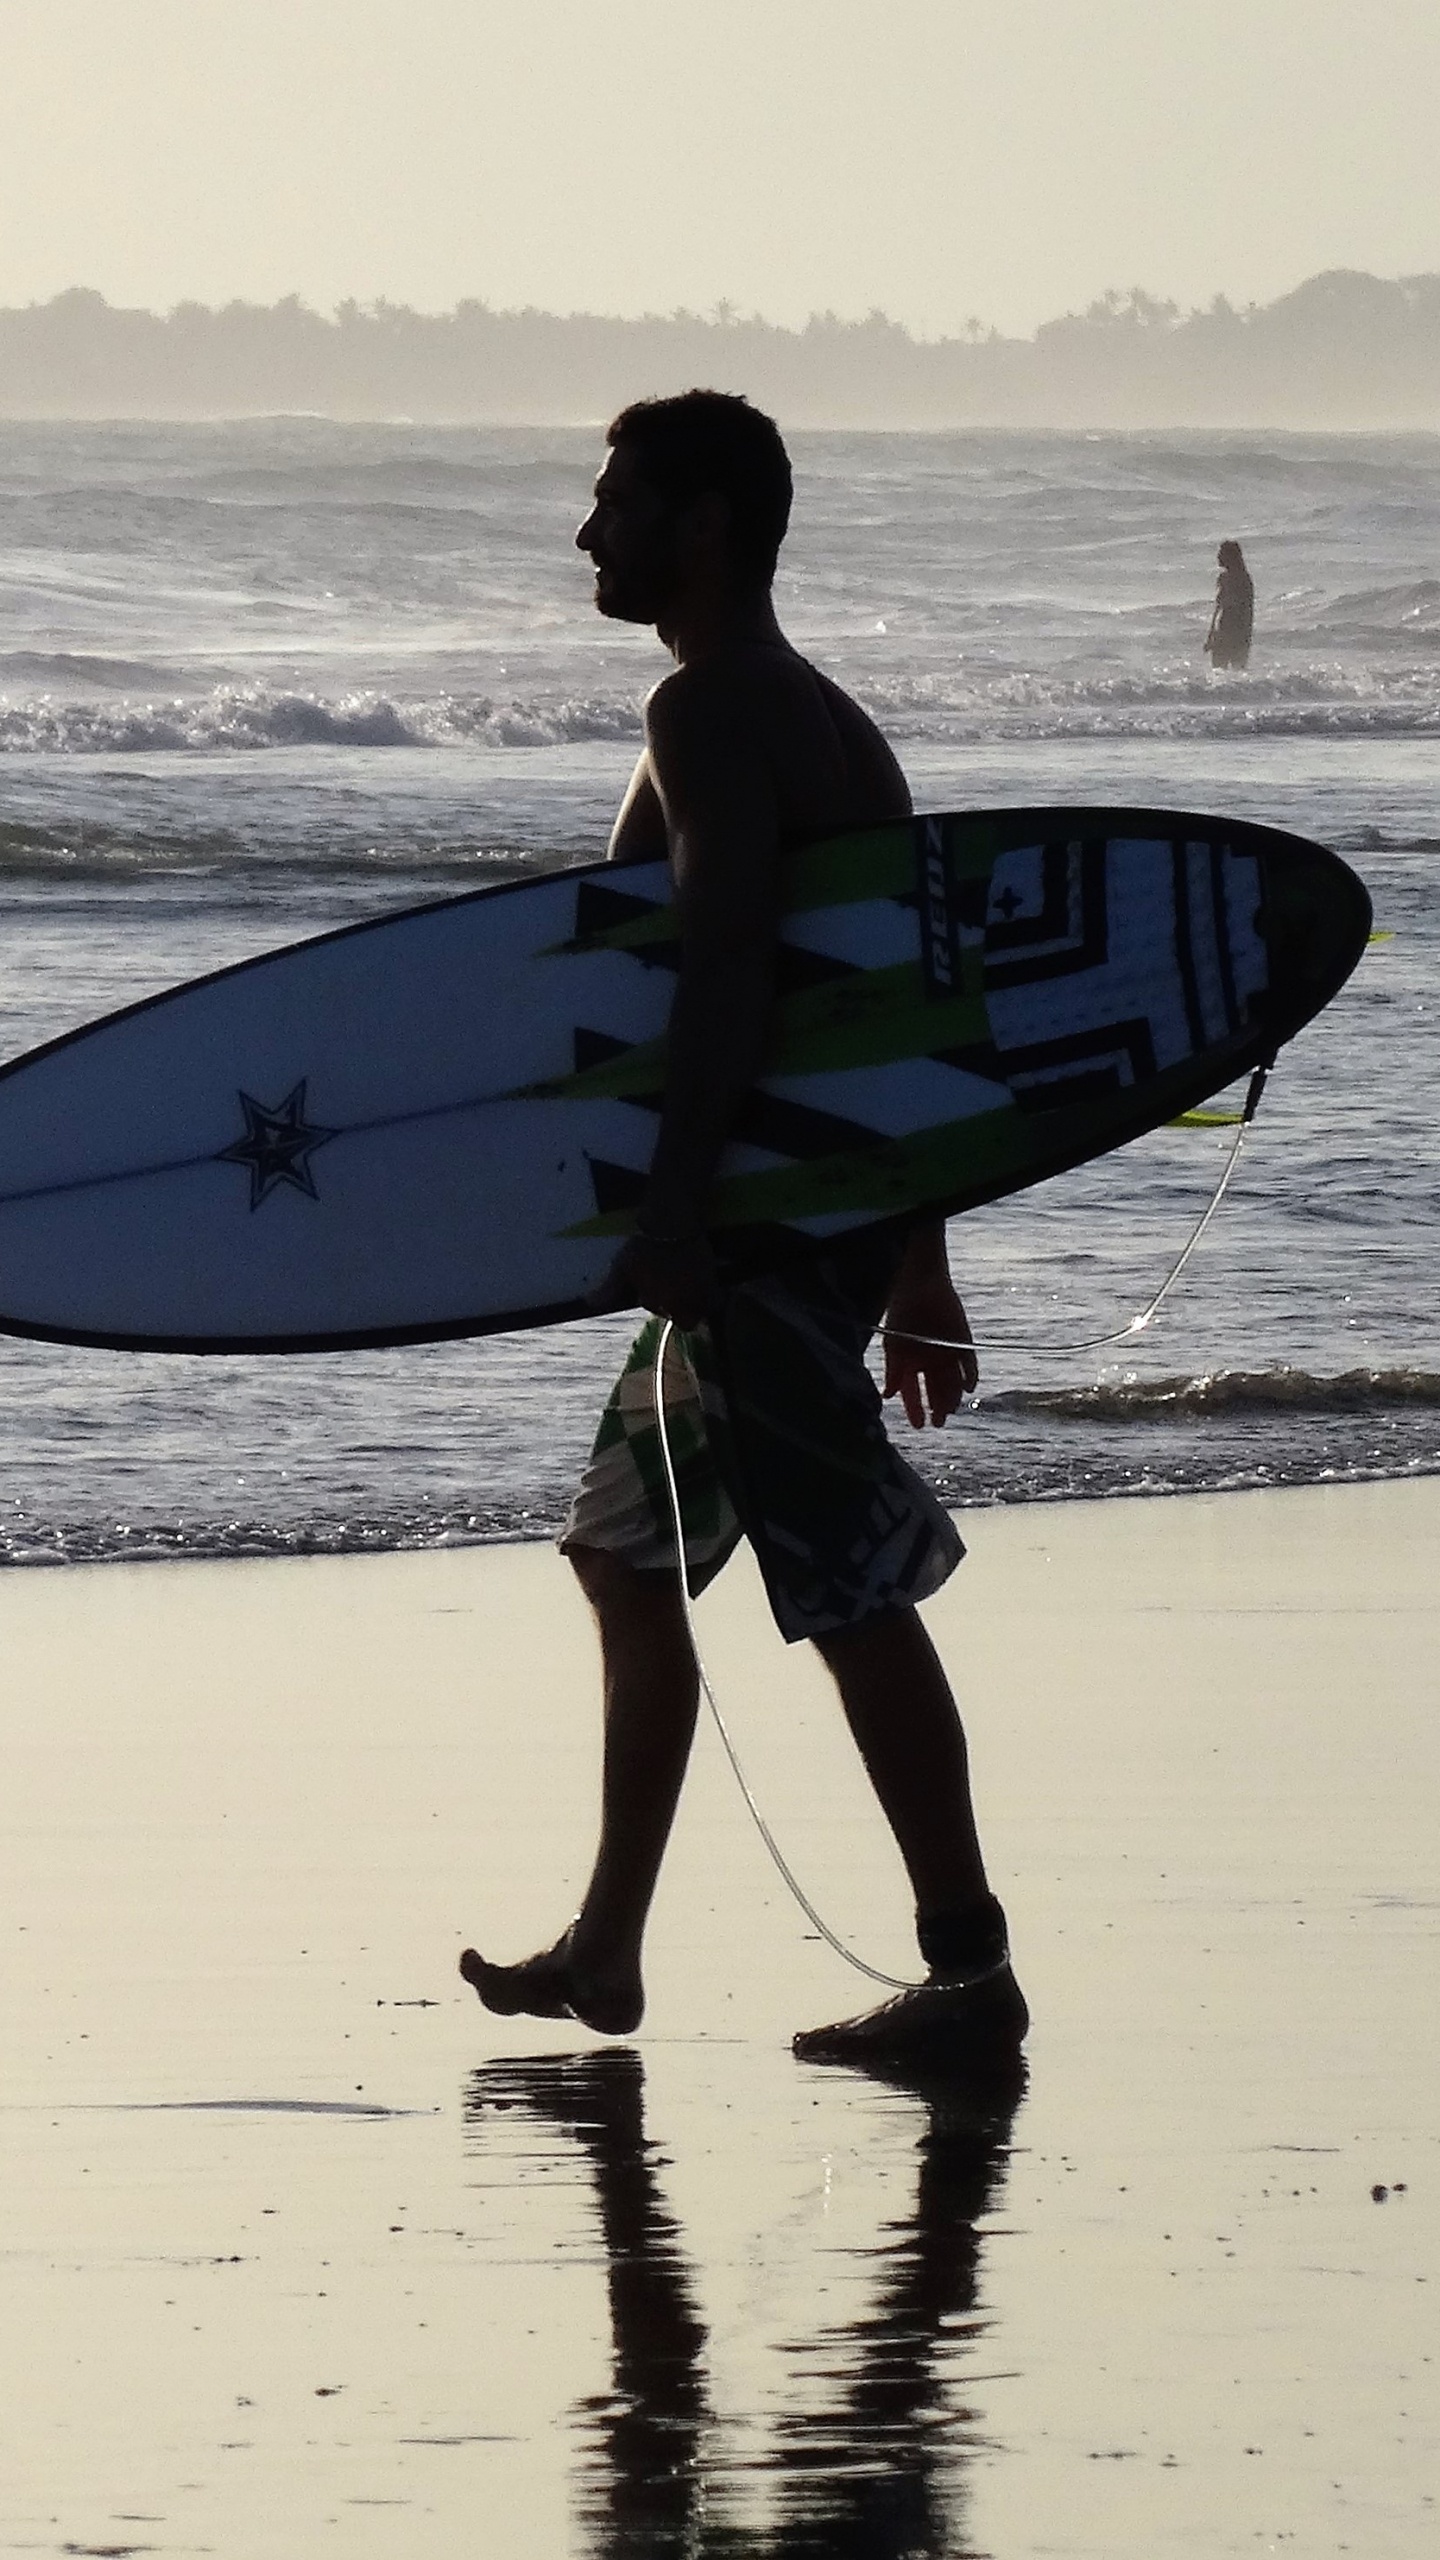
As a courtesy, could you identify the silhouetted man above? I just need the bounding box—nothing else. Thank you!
[462,392,1026,2064]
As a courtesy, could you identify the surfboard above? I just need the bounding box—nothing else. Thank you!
[0,808,1369,1352]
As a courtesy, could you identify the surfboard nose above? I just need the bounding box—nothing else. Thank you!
[1255,838,1373,1039]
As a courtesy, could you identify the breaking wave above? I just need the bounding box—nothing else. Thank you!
[0,683,643,754]
[860,664,1440,744]
[3,659,1440,757]
[983,1366,1440,1421]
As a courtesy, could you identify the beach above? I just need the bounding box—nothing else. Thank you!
[3,1475,1434,2557]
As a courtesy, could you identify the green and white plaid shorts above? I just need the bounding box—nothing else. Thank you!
[561,1229,964,1643]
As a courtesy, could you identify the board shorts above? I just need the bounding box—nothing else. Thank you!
[560,1228,965,1644]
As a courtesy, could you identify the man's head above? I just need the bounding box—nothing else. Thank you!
[576,390,792,626]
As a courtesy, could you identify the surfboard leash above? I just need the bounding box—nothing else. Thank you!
[882,1055,1274,1359]
[648,1054,1272,1990]
[651,1319,923,1992]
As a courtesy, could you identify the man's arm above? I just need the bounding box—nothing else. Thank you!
[593,668,782,1324]
[882,1217,978,1426]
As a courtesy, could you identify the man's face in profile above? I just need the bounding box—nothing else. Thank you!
[575,443,680,626]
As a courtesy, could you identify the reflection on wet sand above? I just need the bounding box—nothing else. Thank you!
[464,2052,1023,2557]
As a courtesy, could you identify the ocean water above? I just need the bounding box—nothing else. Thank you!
[0,419,1436,1566]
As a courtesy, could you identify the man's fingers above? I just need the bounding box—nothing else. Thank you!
[884,1354,927,1429]
[884,1339,981,1428]
[941,1343,978,1403]
[929,1372,967,1425]
[915,1346,978,1427]
[925,1358,961,1427]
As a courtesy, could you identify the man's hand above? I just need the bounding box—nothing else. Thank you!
[587,1230,719,1329]
[881,1222,978,1427]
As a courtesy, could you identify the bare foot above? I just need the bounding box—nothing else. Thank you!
[459,1929,644,2037]
[793,1959,1029,2068]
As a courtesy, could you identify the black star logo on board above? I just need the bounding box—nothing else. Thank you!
[217,1081,336,1209]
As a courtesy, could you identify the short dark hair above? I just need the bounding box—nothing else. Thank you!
[606,390,793,581]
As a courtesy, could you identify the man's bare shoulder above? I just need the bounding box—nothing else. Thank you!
[642,645,844,722]
[644,645,909,834]
[639,650,774,746]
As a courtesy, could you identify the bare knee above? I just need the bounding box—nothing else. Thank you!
[566,1542,683,1628]
[813,1601,926,1675]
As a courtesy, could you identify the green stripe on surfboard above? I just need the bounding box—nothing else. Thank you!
[561,1054,1242,1239]
[512,954,989,1102]
[562,1101,1019,1235]
[539,817,1002,957]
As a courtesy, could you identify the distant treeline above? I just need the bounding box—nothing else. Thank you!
[3,271,1440,428]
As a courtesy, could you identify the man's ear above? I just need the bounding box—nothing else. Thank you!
[677,488,731,559]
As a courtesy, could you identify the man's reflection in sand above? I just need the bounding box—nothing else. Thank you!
[464,2050,1023,2558]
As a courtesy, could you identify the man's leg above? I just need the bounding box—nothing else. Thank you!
[812,1603,989,1919]
[460,1545,699,2036]
[797,1604,1027,2063]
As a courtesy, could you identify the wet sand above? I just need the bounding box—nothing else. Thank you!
[2,1477,1435,2557]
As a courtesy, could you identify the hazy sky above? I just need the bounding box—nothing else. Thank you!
[3,0,1438,335]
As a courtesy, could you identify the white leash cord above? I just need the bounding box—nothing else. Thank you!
[884,1111,1252,1359]
[652,1320,921,1991]
[884,1062,1270,1360]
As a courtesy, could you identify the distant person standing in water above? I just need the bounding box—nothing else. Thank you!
[1203,540,1254,671]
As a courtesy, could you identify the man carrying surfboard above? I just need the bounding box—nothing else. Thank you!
[461,392,1026,2064]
